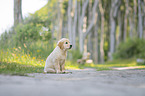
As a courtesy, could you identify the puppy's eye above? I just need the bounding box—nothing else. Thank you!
[65,42,68,44]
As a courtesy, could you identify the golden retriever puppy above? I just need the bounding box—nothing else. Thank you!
[44,38,72,73]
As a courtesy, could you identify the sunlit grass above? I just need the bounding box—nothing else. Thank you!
[79,58,145,71]
[0,47,145,75]
[0,48,45,67]
[65,61,80,69]
[80,63,112,71]
[0,62,44,76]
[104,59,145,70]
[0,48,80,75]
[0,48,45,75]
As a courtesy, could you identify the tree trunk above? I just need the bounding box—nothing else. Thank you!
[72,0,77,49]
[99,0,104,63]
[129,16,133,38]
[88,0,93,59]
[78,0,98,53]
[14,0,22,26]
[78,0,89,53]
[109,16,116,61]
[138,0,143,39]
[84,0,98,58]
[57,0,63,40]
[83,0,98,54]
[117,11,122,46]
[109,0,120,61]
[93,13,99,64]
[129,4,133,38]
[123,0,129,41]
[68,0,73,43]
[83,0,98,39]
[133,0,137,37]
[143,0,145,39]
[83,16,87,53]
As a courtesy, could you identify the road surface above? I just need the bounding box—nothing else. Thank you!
[0,68,145,96]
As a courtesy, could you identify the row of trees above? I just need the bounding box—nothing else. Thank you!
[48,0,145,63]
[11,0,145,63]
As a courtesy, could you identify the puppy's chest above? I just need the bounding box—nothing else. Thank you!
[58,54,66,60]
[58,55,66,65]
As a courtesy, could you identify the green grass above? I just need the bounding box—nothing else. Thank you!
[0,62,44,76]
[78,58,145,71]
[0,48,44,75]
[0,48,80,75]
[0,48,145,76]
[79,63,112,71]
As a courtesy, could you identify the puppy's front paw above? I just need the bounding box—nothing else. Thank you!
[61,70,66,73]
[56,70,61,74]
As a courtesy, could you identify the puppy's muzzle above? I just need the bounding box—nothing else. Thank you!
[69,45,72,49]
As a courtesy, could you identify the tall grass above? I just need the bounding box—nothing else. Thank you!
[0,47,45,75]
[0,41,144,76]
[0,42,79,75]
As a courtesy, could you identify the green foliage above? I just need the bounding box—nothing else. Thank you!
[24,41,54,59]
[15,13,51,43]
[113,39,145,59]
[0,13,51,49]
[68,49,82,62]
[15,23,42,43]
[34,3,49,21]
[14,23,51,43]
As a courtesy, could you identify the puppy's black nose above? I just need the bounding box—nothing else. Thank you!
[69,45,72,49]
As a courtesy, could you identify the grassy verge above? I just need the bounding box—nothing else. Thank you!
[0,62,44,76]
[78,58,145,71]
[0,48,80,75]
[0,61,80,76]
[105,58,145,69]
[0,48,145,76]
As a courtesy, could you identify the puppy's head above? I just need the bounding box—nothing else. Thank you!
[57,38,72,50]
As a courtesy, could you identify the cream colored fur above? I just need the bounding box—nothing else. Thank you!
[44,38,71,73]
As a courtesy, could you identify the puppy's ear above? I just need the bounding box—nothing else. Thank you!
[58,41,64,50]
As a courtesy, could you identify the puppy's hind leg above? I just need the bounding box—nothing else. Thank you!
[44,68,56,74]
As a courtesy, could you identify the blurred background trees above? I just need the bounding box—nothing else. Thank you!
[14,0,23,26]
[0,0,145,64]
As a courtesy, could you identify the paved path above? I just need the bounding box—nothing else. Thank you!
[0,68,145,96]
